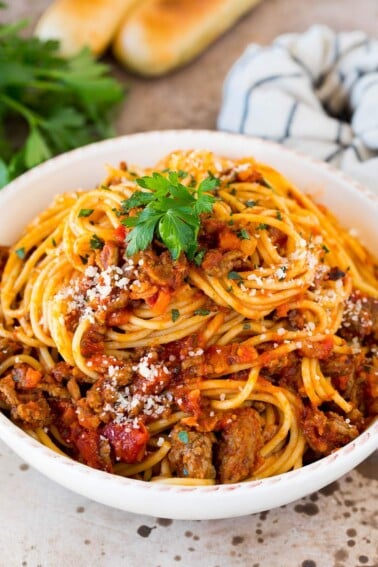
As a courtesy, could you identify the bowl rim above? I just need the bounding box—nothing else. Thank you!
[0,410,377,519]
[1,129,377,204]
[0,129,377,519]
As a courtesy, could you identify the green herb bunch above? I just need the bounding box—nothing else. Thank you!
[0,17,124,187]
[121,170,219,260]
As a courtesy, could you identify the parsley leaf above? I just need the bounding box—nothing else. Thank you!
[78,208,94,218]
[261,177,274,189]
[194,309,210,316]
[24,126,52,168]
[122,171,218,259]
[90,234,104,250]
[237,229,250,240]
[121,191,154,212]
[171,308,180,322]
[193,249,206,266]
[15,247,25,259]
[159,211,195,260]
[0,18,124,188]
[227,271,242,281]
[125,214,160,257]
[0,158,9,187]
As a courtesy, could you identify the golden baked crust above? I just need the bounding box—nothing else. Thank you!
[113,0,263,76]
[35,0,143,56]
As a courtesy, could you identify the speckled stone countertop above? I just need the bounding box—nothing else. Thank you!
[1,1,377,566]
[0,443,377,566]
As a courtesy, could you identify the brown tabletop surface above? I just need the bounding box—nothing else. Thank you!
[1,1,377,566]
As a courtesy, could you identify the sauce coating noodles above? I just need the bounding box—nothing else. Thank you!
[0,150,377,484]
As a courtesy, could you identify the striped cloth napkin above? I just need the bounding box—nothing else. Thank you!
[217,25,378,192]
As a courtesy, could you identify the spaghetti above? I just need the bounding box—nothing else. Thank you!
[0,150,377,484]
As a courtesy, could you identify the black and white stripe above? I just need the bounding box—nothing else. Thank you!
[217,25,378,192]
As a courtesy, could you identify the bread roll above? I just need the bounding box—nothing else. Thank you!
[113,0,263,76]
[35,0,143,57]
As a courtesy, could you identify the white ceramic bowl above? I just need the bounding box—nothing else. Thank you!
[0,130,377,520]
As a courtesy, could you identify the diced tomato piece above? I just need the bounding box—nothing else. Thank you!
[106,308,131,326]
[113,225,126,244]
[145,291,158,307]
[23,368,43,389]
[72,426,111,471]
[236,344,259,363]
[275,303,290,318]
[219,229,241,251]
[60,404,77,427]
[150,289,172,315]
[205,344,258,373]
[332,374,350,391]
[102,421,149,463]
[174,387,202,420]
[240,238,256,256]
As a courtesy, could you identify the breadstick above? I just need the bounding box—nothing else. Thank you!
[113,0,263,76]
[35,0,143,56]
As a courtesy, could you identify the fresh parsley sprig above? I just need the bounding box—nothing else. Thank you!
[121,171,219,260]
[0,17,124,187]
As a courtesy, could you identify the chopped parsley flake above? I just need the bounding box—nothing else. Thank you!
[261,177,274,189]
[171,309,180,322]
[78,208,94,218]
[90,234,104,250]
[227,271,242,281]
[238,229,250,240]
[193,249,206,267]
[178,430,189,444]
[194,309,210,316]
[15,247,25,259]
